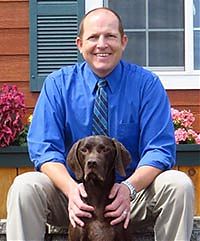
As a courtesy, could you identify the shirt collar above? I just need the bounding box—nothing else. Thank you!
[82,61,123,94]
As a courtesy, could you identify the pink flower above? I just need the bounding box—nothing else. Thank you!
[171,108,199,144]
[179,109,195,128]
[175,128,188,144]
[195,134,200,144]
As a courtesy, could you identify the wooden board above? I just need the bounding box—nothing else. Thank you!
[0,167,34,219]
[0,1,28,29]
[0,168,17,218]
[0,56,29,82]
[0,29,29,55]
[18,167,34,175]
[178,166,200,215]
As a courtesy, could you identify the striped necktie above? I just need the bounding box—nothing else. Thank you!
[92,79,108,135]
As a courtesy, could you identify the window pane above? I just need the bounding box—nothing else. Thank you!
[106,0,184,69]
[109,0,146,29]
[194,30,200,69]
[193,0,200,27]
[149,0,184,28]
[123,32,146,66]
[149,32,184,67]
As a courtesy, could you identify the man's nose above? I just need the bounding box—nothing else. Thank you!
[97,36,107,48]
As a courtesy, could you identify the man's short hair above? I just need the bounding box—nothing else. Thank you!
[78,7,125,38]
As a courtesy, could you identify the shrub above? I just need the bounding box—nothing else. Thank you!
[0,84,26,147]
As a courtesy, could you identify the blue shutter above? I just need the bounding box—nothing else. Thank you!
[29,0,84,91]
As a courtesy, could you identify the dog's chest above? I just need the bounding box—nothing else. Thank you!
[86,220,115,241]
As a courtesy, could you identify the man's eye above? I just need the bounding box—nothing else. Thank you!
[88,36,97,41]
[107,34,116,39]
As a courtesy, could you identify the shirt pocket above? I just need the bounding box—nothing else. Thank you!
[117,123,138,139]
[116,123,139,178]
[117,123,139,154]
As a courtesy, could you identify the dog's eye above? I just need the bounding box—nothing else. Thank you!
[96,144,111,153]
[103,147,111,152]
[80,147,88,153]
[99,146,111,153]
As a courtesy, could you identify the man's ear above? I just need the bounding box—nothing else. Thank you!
[76,37,83,54]
[121,34,128,51]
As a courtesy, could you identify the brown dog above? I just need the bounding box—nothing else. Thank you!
[67,135,132,241]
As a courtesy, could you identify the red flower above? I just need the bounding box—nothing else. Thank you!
[0,84,26,147]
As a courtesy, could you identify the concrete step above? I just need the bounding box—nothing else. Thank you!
[0,217,200,241]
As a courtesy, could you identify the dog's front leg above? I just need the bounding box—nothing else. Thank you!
[68,225,87,241]
[114,224,132,241]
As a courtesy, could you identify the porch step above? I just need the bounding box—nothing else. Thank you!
[0,217,200,241]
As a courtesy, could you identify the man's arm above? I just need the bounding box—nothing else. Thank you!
[41,162,94,227]
[126,166,162,192]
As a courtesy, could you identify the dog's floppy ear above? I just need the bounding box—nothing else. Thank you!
[112,139,131,177]
[67,139,83,181]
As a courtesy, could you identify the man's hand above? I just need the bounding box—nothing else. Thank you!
[104,183,131,229]
[41,162,94,228]
[68,183,94,228]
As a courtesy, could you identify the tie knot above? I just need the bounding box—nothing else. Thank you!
[97,79,107,88]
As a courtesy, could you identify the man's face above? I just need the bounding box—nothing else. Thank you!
[76,9,128,77]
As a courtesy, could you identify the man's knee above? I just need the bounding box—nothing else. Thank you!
[8,172,50,203]
[156,170,194,200]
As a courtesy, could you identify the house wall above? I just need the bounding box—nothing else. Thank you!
[0,0,199,219]
[0,0,37,121]
[0,0,199,131]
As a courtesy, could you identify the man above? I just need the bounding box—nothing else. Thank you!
[7,7,194,241]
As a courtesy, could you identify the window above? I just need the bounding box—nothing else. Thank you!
[194,0,200,69]
[102,0,200,89]
[29,0,84,91]
[107,0,184,70]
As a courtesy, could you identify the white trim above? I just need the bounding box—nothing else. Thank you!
[185,0,194,72]
[85,0,200,89]
[85,0,103,13]
[157,72,200,89]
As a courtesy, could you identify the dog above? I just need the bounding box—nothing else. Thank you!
[67,135,132,241]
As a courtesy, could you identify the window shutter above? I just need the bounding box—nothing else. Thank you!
[29,0,84,91]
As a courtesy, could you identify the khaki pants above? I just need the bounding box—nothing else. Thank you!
[6,170,194,241]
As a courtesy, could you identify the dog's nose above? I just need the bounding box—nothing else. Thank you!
[87,159,97,169]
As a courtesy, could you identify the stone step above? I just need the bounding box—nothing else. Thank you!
[0,217,200,241]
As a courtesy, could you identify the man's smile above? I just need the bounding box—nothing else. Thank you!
[94,53,111,57]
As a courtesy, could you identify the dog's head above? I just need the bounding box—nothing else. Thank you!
[67,135,131,183]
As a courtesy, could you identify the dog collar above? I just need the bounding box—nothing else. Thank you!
[121,180,137,201]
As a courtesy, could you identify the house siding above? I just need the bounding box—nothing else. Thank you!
[0,0,199,131]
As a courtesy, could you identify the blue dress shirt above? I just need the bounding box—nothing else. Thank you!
[28,60,176,182]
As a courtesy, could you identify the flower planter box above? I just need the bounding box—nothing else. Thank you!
[0,144,199,167]
[0,146,33,168]
[176,144,200,165]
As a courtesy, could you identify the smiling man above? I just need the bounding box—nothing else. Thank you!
[6,7,194,241]
[76,9,128,77]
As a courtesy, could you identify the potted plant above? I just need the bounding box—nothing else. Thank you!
[171,108,200,166]
[0,84,32,167]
